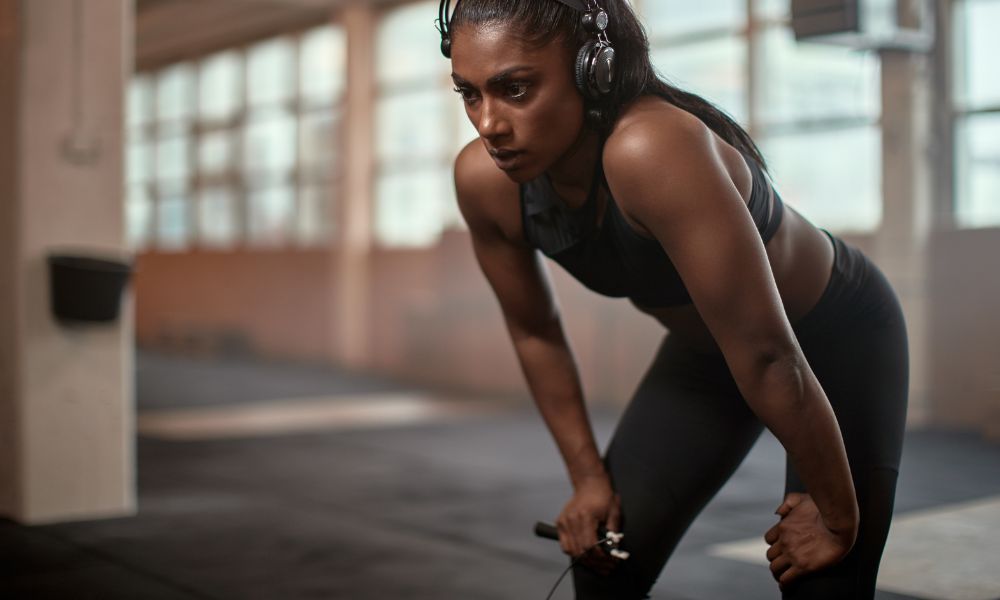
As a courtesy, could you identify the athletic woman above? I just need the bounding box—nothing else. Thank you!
[438,1,908,598]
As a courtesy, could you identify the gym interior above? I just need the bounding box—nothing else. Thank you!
[1,1,998,598]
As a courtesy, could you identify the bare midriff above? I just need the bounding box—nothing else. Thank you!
[633,203,835,354]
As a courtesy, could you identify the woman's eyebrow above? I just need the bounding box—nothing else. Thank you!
[451,66,536,87]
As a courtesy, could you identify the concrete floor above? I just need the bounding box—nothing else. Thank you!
[2,351,999,599]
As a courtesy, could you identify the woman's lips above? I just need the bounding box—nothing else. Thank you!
[490,149,523,171]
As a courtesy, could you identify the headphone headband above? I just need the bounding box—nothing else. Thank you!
[437,0,614,99]
[437,0,593,42]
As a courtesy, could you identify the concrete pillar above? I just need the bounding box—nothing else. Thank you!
[332,4,376,368]
[0,0,135,524]
[0,0,21,519]
[873,0,935,425]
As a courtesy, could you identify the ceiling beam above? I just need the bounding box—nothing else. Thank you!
[134,0,405,71]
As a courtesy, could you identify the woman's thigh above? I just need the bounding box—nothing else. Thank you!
[573,336,764,600]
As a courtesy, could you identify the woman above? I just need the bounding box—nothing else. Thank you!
[439,0,908,598]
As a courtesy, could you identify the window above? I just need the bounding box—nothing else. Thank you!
[643,0,746,37]
[639,0,883,233]
[954,0,1000,228]
[373,0,477,248]
[651,36,748,124]
[153,65,194,249]
[763,126,882,231]
[127,76,154,250]
[754,27,879,125]
[644,0,748,124]
[126,23,346,251]
[754,15,882,232]
[298,26,346,244]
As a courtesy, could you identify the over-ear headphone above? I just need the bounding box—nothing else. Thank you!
[436,0,616,99]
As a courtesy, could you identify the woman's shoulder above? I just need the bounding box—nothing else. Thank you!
[604,96,711,167]
[454,138,523,240]
[601,96,719,210]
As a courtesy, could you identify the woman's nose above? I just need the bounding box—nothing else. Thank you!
[476,99,511,140]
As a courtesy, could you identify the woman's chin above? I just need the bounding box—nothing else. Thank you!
[496,162,544,184]
[501,171,532,184]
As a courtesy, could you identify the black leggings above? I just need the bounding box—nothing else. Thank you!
[573,234,909,599]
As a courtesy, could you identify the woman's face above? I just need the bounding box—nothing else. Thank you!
[449,23,586,183]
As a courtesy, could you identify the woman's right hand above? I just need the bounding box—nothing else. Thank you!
[556,474,623,575]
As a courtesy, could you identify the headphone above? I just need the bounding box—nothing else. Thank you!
[436,0,616,99]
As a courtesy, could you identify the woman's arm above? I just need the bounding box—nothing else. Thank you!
[453,142,620,564]
[603,111,859,547]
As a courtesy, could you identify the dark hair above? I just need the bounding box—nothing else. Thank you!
[447,0,768,170]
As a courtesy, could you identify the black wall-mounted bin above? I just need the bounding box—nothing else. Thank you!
[47,253,133,324]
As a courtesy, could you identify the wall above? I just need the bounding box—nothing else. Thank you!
[928,229,1000,430]
[134,249,337,362]
[131,201,1000,435]
[133,225,669,403]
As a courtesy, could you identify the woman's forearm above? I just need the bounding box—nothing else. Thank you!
[509,323,607,488]
[740,352,860,537]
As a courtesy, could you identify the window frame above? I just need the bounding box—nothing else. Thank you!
[371,0,475,249]
[638,0,884,234]
[950,0,1000,230]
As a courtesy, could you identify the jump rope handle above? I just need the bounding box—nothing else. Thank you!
[534,521,560,540]
[533,521,630,560]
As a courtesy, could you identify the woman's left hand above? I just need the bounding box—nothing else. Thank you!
[763,492,855,590]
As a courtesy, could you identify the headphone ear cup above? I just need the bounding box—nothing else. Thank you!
[575,40,615,98]
[592,44,615,95]
[574,40,598,98]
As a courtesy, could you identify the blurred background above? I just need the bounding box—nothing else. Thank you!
[120,0,996,424]
[0,0,998,599]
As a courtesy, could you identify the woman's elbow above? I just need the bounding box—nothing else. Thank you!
[742,344,810,411]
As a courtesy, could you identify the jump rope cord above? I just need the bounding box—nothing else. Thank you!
[544,535,615,600]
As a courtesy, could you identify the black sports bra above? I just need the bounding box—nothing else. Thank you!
[519,147,784,307]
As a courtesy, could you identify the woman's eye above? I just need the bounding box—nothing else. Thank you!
[507,82,529,100]
[453,86,478,102]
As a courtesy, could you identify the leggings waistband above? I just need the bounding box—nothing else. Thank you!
[792,231,896,340]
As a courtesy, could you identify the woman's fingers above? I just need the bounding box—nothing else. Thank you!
[775,492,805,518]
[556,523,574,557]
[769,553,792,580]
[765,540,783,562]
[767,538,790,581]
[606,493,623,533]
[779,565,806,587]
[559,522,580,557]
[556,480,623,575]
[557,477,617,559]
[764,522,780,545]
[563,511,624,574]
[562,525,611,574]
[560,513,598,557]
[557,520,582,557]
[765,493,853,591]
